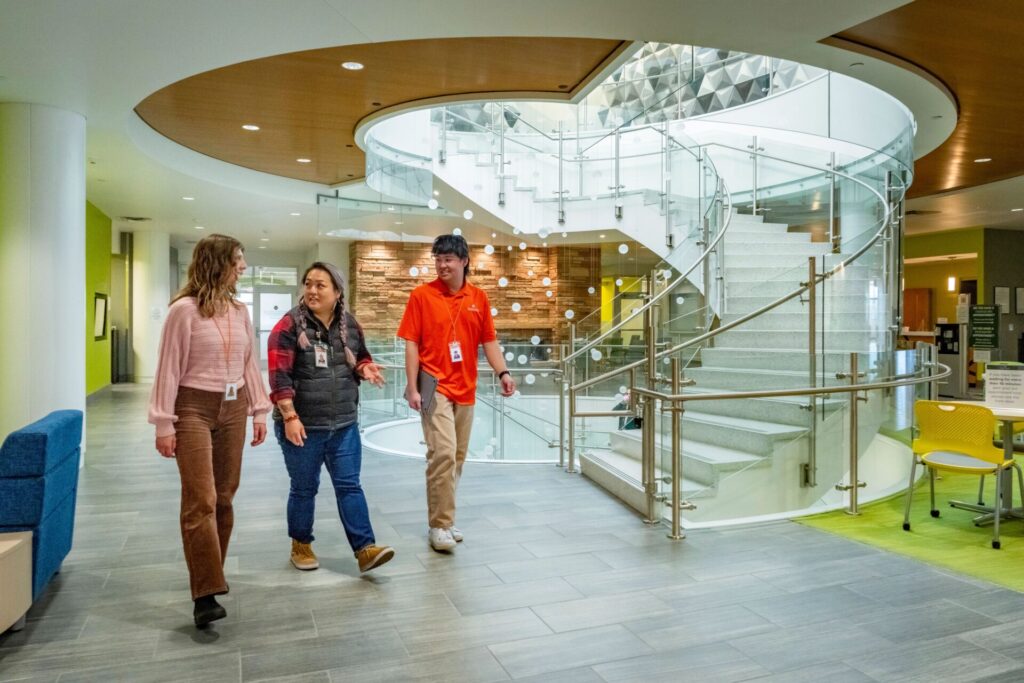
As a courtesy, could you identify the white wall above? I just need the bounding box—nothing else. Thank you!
[131,231,170,383]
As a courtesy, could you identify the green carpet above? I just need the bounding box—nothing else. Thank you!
[798,469,1024,592]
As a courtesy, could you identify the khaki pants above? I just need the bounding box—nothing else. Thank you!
[421,393,474,529]
[174,386,249,599]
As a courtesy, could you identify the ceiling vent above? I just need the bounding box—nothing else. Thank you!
[118,216,152,222]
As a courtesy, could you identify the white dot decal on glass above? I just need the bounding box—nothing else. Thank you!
[427,198,439,210]
[588,286,596,294]
[512,390,522,400]
[591,349,603,361]
[525,373,536,385]
[527,270,534,277]
[615,278,623,287]
[491,307,498,316]
[675,296,685,305]
[662,269,673,280]
[507,245,513,251]
[561,232,568,237]
[530,335,541,345]
[484,445,494,456]
[463,209,473,220]
[484,244,495,255]
[663,357,671,365]
[519,242,527,250]
[505,351,514,361]
[452,227,462,236]
[511,302,522,313]
[618,243,629,255]
[545,290,553,298]
[542,277,551,286]
[498,277,508,287]
[614,393,623,402]
[409,266,419,277]
[619,385,627,394]
[517,354,528,365]
[538,227,551,239]
[564,310,575,320]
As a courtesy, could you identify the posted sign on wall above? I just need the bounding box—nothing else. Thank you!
[986,366,1024,409]
[970,305,999,350]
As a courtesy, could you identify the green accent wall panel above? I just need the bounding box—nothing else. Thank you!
[85,201,111,394]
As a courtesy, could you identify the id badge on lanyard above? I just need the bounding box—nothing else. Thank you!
[314,342,329,368]
[224,383,238,401]
[449,340,463,363]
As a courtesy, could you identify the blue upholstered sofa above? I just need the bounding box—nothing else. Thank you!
[0,410,83,599]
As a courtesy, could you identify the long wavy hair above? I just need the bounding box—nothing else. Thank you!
[171,234,244,317]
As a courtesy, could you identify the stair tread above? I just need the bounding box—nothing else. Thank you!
[683,385,844,406]
[582,449,708,494]
[610,430,764,464]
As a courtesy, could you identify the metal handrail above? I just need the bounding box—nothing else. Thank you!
[631,362,950,404]
[568,146,903,392]
[563,179,733,365]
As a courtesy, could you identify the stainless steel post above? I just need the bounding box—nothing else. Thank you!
[828,151,837,252]
[749,135,759,214]
[642,293,659,523]
[558,372,566,468]
[613,129,622,220]
[498,107,506,206]
[836,352,867,514]
[558,122,566,224]
[567,322,578,473]
[804,256,818,487]
[439,107,447,164]
[668,358,685,539]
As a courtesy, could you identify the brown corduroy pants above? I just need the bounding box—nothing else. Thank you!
[173,386,249,599]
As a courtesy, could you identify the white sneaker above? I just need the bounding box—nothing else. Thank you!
[428,527,456,552]
[449,526,464,543]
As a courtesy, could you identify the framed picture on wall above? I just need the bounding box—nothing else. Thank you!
[93,293,108,340]
[994,286,1011,312]
[1017,287,1024,315]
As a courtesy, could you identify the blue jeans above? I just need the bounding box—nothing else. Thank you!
[275,421,375,552]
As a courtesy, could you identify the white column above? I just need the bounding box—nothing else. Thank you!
[131,231,170,383]
[0,103,86,440]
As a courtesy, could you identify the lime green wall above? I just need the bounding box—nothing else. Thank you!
[85,201,111,394]
[905,227,986,303]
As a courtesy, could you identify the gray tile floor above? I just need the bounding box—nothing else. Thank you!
[3,384,1024,682]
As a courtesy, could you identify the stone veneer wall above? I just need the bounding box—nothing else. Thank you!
[350,241,601,350]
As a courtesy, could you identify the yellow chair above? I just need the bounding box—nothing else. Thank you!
[903,401,1024,549]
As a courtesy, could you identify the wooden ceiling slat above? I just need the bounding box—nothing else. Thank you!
[135,37,625,185]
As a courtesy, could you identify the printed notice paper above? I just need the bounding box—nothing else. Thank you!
[985,367,1024,409]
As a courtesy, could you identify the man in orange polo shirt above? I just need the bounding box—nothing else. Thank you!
[397,234,515,551]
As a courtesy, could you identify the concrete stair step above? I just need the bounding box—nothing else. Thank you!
[724,265,873,282]
[712,328,877,351]
[679,387,844,427]
[725,250,837,267]
[725,294,870,315]
[650,409,807,455]
[686,366,849,392]
[724,231,813,244]
[608,430,765,486]
[579,450,713,508]
[727,278,872,297]
[719,312,875,330]
[701,347,865,373]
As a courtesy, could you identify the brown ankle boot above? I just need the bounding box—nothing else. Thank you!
[290,539,319,570]
[355,544,395,572]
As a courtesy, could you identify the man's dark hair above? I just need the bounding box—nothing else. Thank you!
[432,234,470,277]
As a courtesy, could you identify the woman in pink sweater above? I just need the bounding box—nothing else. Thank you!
[148,234,272,628]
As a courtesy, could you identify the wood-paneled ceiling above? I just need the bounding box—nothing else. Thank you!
[135,37,626,186]
[831,0,1024,199]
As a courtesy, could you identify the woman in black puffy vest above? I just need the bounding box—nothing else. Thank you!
[267,262,394,573]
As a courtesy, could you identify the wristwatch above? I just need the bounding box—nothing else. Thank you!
[498,370,511,380]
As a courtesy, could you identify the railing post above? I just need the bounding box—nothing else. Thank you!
[828,151,837,252]
[642,296,659,523]
[803,256,818,487]
[567,322,578,473]
[613,129,623,220]
[668,357,685,540]
[748,135,759,214]
[716,177,726,316]
[836,352,867,514]
[558,370,566,468]
[557,122,566,224]
[439,107,447,164]
[498,106,507,206]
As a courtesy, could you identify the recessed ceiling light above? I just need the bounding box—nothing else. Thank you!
[194,225,204,230]
[297,158,312,164]
[260,238,269,242]
[433,190,440,196]
[182,196,195,201]
[341,61,364,71]
[600,234,606,239]
[258,245,267,249]
[974,157,992,163]
[1012,208,1024,212]
[387,206,395,211]
[290,212,301,216]
[242,124,260,131]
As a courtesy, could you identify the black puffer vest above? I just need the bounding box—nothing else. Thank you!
[280,306,364,430]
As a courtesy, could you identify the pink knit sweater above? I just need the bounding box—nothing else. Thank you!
[148,297,272,437]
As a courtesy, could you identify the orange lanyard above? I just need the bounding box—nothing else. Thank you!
[210,308,234,381]
[445,295,464,343]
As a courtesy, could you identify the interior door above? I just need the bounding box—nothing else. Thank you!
[254,287,295,370]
